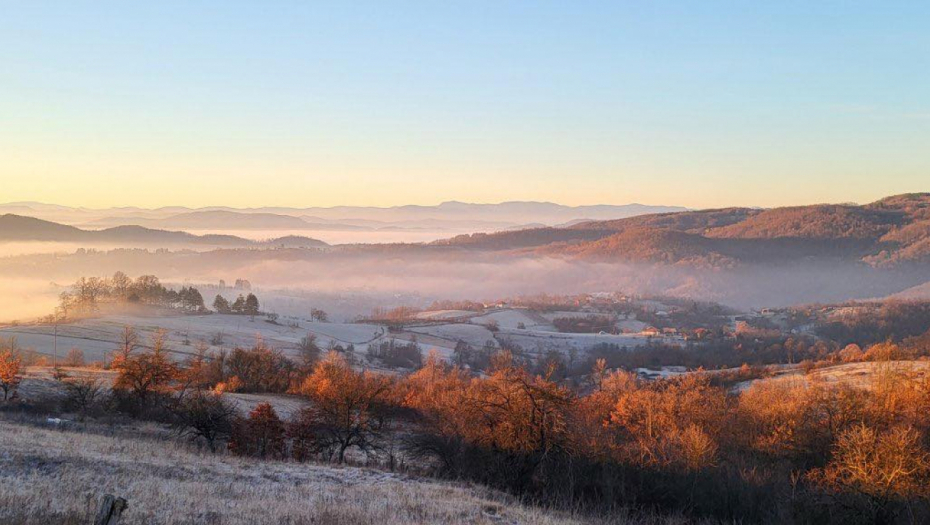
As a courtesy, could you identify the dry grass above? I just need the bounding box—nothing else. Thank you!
[734,360,930,392]
[17,366,117,400]
[17,366,309,419]
[0,414,705,525]
[0,415,605,525]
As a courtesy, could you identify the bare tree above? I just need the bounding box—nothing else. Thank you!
[65,348,85,367]
[174,391,237,452]
[310,308,328,322]
[111,325,139,367]
[297,333,321,371]
[59,373,105,419]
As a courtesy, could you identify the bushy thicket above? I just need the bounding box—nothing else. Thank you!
[10,322,930,524]
[398,354,930,524]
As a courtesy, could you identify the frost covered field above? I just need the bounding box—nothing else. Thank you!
[0,313,386,364]
[0,416,600,525]
[0,308,672,367]
[15,366,310,420]
[731,360,930,393]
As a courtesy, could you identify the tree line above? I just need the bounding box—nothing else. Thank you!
[54,272,262,318]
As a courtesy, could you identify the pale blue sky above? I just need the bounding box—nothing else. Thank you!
[1,1,928,208]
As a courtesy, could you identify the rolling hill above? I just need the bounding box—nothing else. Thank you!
[2,201,688,233]
[5,193,930,268]
[0,214,328,249]
[434,193,930,267]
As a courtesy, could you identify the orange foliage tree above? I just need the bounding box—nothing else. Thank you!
[403,350,573,489]
[229,402,286,459]
[294,352,395,463]
[0,342,23,401]
[608,373,725,471]
[111,329,178,412]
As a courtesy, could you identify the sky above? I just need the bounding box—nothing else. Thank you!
[1,1,928,210]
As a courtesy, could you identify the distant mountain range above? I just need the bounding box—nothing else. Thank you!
[434,193,930,268]
[0,201,688,233]
[0,214,328,249]
[5,194,930,269]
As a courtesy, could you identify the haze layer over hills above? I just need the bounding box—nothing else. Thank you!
[1,194,929,316]
[0,201,687,244]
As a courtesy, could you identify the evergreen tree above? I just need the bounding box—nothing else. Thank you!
[213,295,230,314]
[245,293,260,316]
[231,294,246,314]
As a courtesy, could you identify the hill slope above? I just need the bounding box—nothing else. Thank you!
[0,416,607,525]
[0,214,328,249]
[441,194,930,267]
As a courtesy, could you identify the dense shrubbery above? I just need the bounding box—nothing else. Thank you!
[398,355,930,523]
[581,335,839,372]
[366,338,423,369]
[552,314,616,334]
[9,317,930,524]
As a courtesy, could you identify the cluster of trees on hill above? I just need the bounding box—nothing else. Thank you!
[813,301,930,347]
[57,272,207,316]
[212,293,260,316]
[365,306,421,328]
[365,338,423,369]
[552,314,616,334]
[423,299,486,312]
[52,272,264,319]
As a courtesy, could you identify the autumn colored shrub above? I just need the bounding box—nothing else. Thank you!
[111,330,178,415]
[607,373,725,471]
[223,342,296,393]
[838,343,865,362]
[229,402,286,459]
[0,345,23,401]
[863,341,913,362]
[809,424,930,524]
[294,352,395,463]
[403,350,574,491]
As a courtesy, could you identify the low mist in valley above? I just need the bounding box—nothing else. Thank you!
[0,277,62,323]
[1,242,927,323]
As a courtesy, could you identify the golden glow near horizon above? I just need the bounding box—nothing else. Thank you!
[2,152,926,210]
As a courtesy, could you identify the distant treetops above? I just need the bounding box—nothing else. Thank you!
[54,271,260,319]
[213,293,260,316]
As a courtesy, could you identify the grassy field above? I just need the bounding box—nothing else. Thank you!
[0,415,705,525]
[733,360,930,392]
[17,366,310,420]
[2,368,706,525]
[0,415,561,525]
